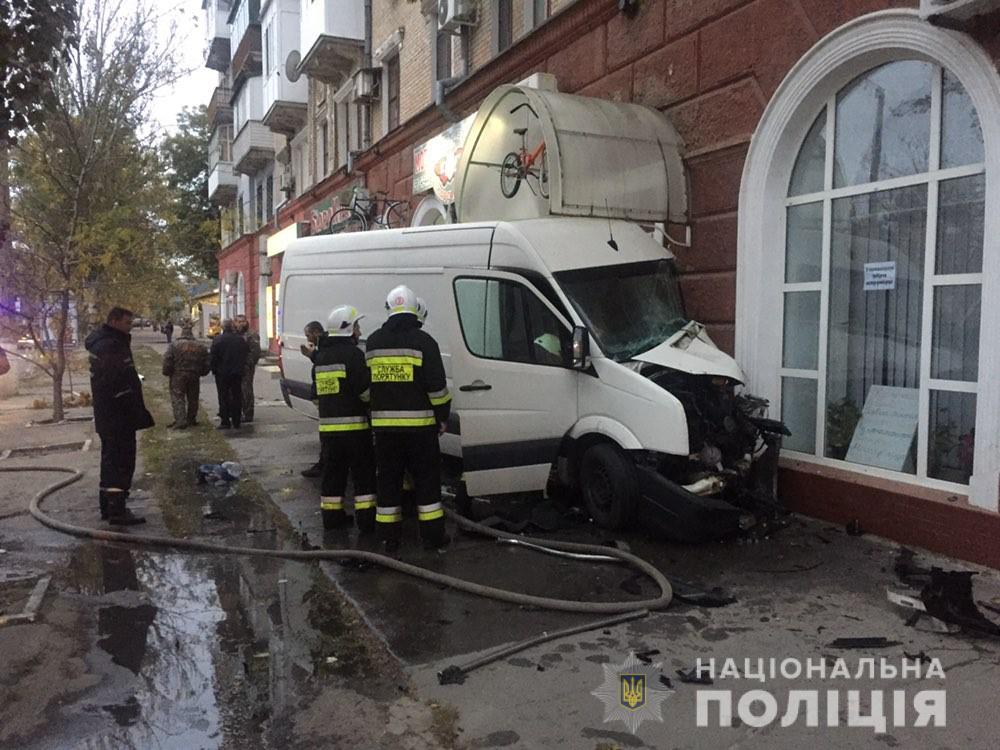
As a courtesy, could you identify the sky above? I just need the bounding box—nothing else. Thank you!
[143,0,219,133]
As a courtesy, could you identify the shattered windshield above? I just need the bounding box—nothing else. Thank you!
[555,259,688,362]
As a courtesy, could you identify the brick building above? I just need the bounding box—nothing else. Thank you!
[203,0,1000,567]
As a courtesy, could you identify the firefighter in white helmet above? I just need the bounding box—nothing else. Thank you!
[313,304,376,531]
[415,297,428,327]
[365,285,451,552]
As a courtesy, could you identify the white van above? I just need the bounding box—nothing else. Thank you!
[278,217,787,541]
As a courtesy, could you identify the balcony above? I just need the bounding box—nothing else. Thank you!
[204,0,232,71]
[298,0,365,86]
[232,120,274,175]
[209,161,238,204]
[207,86,233,128]
[261,0,308,134]
[231,24,262,91]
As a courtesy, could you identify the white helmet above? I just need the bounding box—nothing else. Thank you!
[415,297,428,324]
[327,305,364,336]
[385,285,419,317]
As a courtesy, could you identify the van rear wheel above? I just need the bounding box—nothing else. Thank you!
[580,443,637,530]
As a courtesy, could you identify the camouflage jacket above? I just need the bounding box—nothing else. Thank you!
[243,332,262,373]
[162,336,210,377]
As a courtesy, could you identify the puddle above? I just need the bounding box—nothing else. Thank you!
[50,472,399,748]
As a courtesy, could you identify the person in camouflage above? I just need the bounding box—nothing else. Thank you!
[236,314,262,423]
[161,322,210,429]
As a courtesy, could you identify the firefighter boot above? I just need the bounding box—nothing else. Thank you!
[321,497,350,530]
[107,490,146,526]
[99,490,109,520]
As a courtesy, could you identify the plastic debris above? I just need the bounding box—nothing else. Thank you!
[196,461,243,483]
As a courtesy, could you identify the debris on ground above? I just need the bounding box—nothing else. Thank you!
[635,649,660,664]
[845,519,864,536]
[827,637,902,649]
[676,666,713,685]
[903,650,932,664]
[920,568,1000,638]
[196,461,243,484]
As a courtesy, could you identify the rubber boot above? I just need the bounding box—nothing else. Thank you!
[420,517,450,551]
[107,490,146,526]
[321,498,350,530]
[99,490,109,521]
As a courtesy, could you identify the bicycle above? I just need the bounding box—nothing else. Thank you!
[328,187,409,233]
[499,102,549,200]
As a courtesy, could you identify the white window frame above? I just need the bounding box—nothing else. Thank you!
[736,10,1000,511]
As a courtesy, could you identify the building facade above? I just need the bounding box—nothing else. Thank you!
[202,0,1000,567]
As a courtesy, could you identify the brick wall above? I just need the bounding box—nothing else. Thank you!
[217,234,259,330]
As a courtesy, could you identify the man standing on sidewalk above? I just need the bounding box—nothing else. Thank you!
[85,307,154,525]
[210,319,248,430]
[163,319,174,344]
[235,314,261,423]
[161,321,210,429]
[300,320,326,477]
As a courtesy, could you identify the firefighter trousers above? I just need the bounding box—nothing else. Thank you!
[320,430,376,531]
[374,428,445,545]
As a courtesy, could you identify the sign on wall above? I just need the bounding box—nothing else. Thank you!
[413,114,475,203]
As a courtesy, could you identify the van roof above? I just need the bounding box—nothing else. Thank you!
[281,218,671,274]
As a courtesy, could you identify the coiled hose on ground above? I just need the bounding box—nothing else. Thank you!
[2,465,673,613]
[2,465,673,677]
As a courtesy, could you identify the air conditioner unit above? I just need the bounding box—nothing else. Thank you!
[438,0,477,33]
[351,68,379,102]
[920,0,1000,21]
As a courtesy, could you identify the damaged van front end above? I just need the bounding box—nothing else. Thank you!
[625,322,790,542]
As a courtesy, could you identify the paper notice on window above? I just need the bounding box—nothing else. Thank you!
[845,385,919,472]
[863,261,896,291]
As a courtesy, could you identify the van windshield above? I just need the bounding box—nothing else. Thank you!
[554,259,688,362]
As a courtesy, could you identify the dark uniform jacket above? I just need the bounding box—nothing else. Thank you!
[210,331,249,378]
[162,335,210,377]
[85,324,155,436]
[313,335,371,433]
[364,314,451,430]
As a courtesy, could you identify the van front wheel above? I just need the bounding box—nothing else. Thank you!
[580,443,637,530]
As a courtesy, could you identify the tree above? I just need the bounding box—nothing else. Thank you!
[161,106,221,279]
[0,0,78,147]
[0,0,184,421]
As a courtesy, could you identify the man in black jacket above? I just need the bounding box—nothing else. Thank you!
[210,319,249,429]
[85,307,155,525]
[300,320,326,477]
[314,305,375,531]
[366,285,451,552]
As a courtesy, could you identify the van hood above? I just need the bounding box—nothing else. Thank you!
[631,324,745,382]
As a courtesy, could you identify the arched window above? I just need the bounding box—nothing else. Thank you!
[779,61,984,487]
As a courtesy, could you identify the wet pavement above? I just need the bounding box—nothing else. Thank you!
[3,330,1000,748]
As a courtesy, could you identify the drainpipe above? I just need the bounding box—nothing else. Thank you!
[362,0,372,150]
[435,76,464,124]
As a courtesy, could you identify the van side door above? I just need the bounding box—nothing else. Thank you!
[448,270,579,496]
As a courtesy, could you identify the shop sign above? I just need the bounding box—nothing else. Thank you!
[308,198,340,234]
[413,114,475,204]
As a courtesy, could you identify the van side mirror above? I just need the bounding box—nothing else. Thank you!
[571,326,589,369]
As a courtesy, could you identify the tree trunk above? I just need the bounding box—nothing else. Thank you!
[51,291,69,422]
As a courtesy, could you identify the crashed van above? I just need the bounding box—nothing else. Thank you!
[278,82,787,541]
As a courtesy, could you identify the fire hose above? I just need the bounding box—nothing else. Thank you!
[2,465,673,678]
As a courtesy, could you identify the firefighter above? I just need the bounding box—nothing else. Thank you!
[315,305,376,531]
[366,285,451,552]
[415,297,428,327]
[161,321,210,429]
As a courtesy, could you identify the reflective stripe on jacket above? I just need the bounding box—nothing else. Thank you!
[313,336,370,431]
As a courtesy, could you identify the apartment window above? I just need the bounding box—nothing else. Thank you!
[256,181,264,227]
[266,174,274,217]
[498,0,513,53]
[263,24,271,75]
[779,61,984,486]
[386,56,401,131]
[320,121,329,176]
[436,30,452,82]
[532,0,549,29]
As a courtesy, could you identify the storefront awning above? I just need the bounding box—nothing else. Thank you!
[455,85,687,224]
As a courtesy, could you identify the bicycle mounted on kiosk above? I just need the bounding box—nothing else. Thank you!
[328,186,409,233]
[499,102,549,199]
